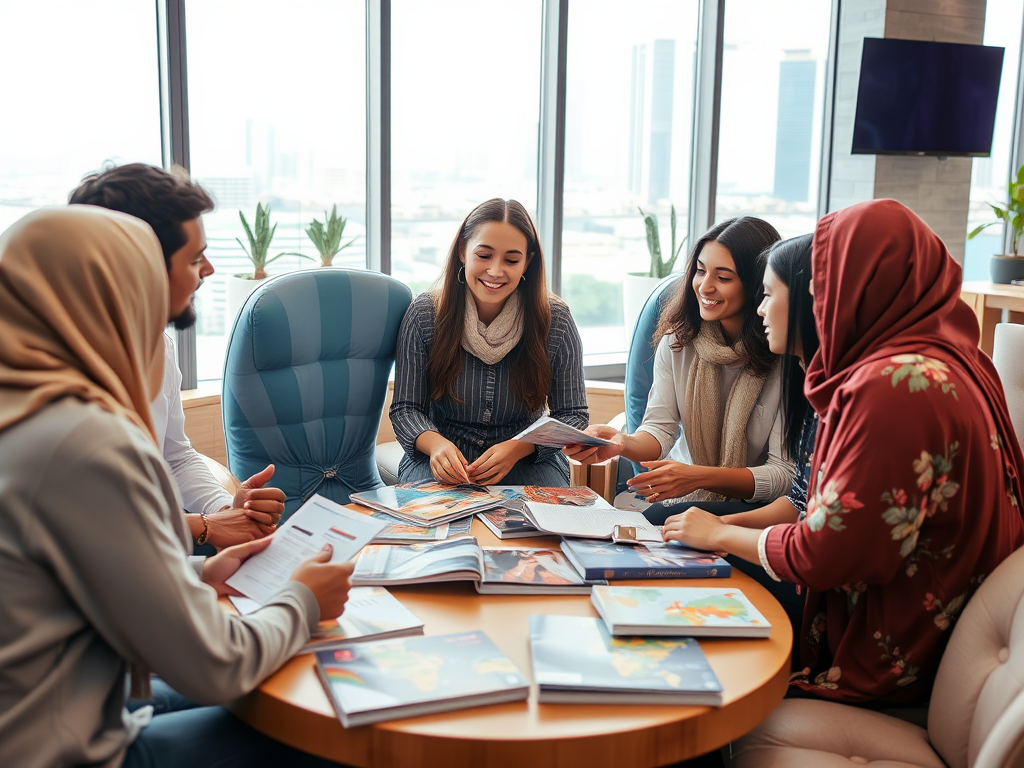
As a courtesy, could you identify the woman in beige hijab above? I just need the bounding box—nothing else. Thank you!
[0,206,350,768]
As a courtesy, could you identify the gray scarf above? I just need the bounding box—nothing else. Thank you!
[461,287,524,365]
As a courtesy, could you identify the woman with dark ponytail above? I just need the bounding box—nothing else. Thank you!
[390,198,588,486]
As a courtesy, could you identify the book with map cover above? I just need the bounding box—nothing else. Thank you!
[371,511,474,543]
[315,631,530,727]
[352,538,604,594]
[560,538,731,580]
[591,586,772,638]
[350,480,503,526]
[229,586,424,652]
[528,614,723,705]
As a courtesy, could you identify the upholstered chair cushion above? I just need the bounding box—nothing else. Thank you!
[992,323,1024,453]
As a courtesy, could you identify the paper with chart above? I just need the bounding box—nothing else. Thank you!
[512,416,614,449]
[226,493,387,603]
[523,501,662,542]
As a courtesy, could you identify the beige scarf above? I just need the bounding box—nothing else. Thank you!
[682,323,767,502]
[461,286,524,365]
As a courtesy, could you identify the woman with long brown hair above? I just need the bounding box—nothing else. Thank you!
[391,198,588,486]
[568,217,794,516]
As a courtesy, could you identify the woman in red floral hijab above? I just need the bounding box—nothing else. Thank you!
[665,198,1024,704]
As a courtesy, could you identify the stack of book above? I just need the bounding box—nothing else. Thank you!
[350,480,503,526]
[591,585,772,638]
[370,511,474,543]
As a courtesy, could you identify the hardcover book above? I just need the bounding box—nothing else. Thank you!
[352,538,604,594]
[229,586,425,652]
[560,538,731,580]
[528,614,723,705]
[591,586,771,638]
[350,480,503,526]
[371,511,474,543]
[315,631,530,727]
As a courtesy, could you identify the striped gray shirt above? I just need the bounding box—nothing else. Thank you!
[390,292,589,479]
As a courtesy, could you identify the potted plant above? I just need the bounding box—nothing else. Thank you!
[968,163,1024,284]
[226,203,295,324]
[624,205,687,337]
[306,204,356,266]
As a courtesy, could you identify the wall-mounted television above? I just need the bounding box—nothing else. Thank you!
[852,37,1004,157]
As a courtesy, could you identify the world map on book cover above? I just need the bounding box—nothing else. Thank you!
[482,548,584,586]
[318,632,527,709]
[595,586,768,630]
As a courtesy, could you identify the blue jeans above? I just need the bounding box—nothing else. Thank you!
[123,679,347,768]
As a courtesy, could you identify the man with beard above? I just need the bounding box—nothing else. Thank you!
[70,164,284,550]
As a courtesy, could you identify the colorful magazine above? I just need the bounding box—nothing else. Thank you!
[350,480,503,526]
[352,538,604,594]
[229,586,424,652]
[479,487,612,539]
[315,631,530,727]
[477,506,540,539]
[560,538,731,580]
[591,586,771,638]
[513,415,613,449]
[528,614,723,705]
[371,511,474,543]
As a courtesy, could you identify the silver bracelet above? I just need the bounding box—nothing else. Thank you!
[758,525,782,582]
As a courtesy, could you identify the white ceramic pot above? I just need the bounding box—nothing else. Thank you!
[623,273,663,344]
[225,273,266,331]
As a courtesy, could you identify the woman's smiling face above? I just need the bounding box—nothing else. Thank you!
[462,221,531,324]
[691,240,746,341]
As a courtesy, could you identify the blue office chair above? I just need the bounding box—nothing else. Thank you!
[222,268,413,518]
[617,274,683,495]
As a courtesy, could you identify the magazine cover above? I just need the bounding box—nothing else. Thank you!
[481,547,588,589]
[494,485,610,507]
[528,614,722,705]
[351,480,502,525]
[513,415,612,449]
[560,538,731,580]
[302,586,424,652]
[351,537,484,586]
[477,505,540,539]
[591,586,771,638]
[315,631,529,726]
[371,511,473,542]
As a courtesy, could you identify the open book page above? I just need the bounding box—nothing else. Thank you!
[512,415,613,449]
[226,494,387,603]
[523,502,662,542]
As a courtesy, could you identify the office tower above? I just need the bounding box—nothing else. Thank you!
[629,39,675,205]
[773,50,816,203]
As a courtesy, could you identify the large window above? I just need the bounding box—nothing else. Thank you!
[186,0,367,382]
[389,0,542,297]
[965,0,1024,281]
[561,1,699,357]
[0,1,161,232]
[715,0,832,238]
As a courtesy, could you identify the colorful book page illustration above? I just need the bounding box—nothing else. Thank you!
[353,538,483,583]
[598,587,767,629]
[496,485,606,507]
[478,506,538,535]
[481,548,584,586]
[353,480,501,523]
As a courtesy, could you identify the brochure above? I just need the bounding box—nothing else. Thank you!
[225,493,386,604]
[529,614,723,705]
[523,501,663,543]
[513,415,613,449]
[230,586,425,652]
[370,511,474,543]
[560,538,731,580]
[591,586,772,638]
[479,487,613,539]
[352,537,604,594]
[315,631,530,727]
[350,480,504,526]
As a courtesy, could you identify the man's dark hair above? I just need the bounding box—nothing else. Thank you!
[69,163,214,270]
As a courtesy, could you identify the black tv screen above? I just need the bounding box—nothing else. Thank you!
[852,37,1004,157]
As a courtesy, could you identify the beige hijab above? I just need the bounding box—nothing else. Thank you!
[0,205,168,442]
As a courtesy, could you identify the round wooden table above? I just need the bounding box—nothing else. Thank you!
[228,519,793,768]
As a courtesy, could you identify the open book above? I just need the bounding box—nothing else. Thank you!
[351,537,605,594]
[350,480,503,526]
[315,631,529,727]
[513,415,613,449]
[523,501,663,543]
[370,511,474,543]
[478,486,613,539]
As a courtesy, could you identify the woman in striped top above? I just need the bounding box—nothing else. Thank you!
[390,198,588,487]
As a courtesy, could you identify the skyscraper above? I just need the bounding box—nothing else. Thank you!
[629,39,676,205]
[773,50,816,203]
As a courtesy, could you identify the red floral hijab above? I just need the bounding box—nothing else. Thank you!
[806,198,1024,508]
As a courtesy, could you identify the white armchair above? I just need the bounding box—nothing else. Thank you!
[993,322,1024,454]
[727,544,1024,768]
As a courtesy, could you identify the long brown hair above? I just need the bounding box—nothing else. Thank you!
[655,216,780,378]
[428,199,551,411]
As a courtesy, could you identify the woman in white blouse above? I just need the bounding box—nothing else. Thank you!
[568,217,795,521]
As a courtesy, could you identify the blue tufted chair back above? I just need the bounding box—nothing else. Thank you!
[619,275,683,494]
[223,268,413,518]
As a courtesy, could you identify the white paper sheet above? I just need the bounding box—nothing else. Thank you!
[523,502,662,542]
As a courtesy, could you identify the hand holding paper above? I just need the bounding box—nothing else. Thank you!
[513,416,614,449]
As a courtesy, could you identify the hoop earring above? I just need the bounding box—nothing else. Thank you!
[458,266,466,284]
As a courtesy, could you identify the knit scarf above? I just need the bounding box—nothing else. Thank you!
[682,323,767,502]
[461,287,524,365]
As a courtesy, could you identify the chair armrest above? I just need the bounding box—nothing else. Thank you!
[198,453,242,497]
